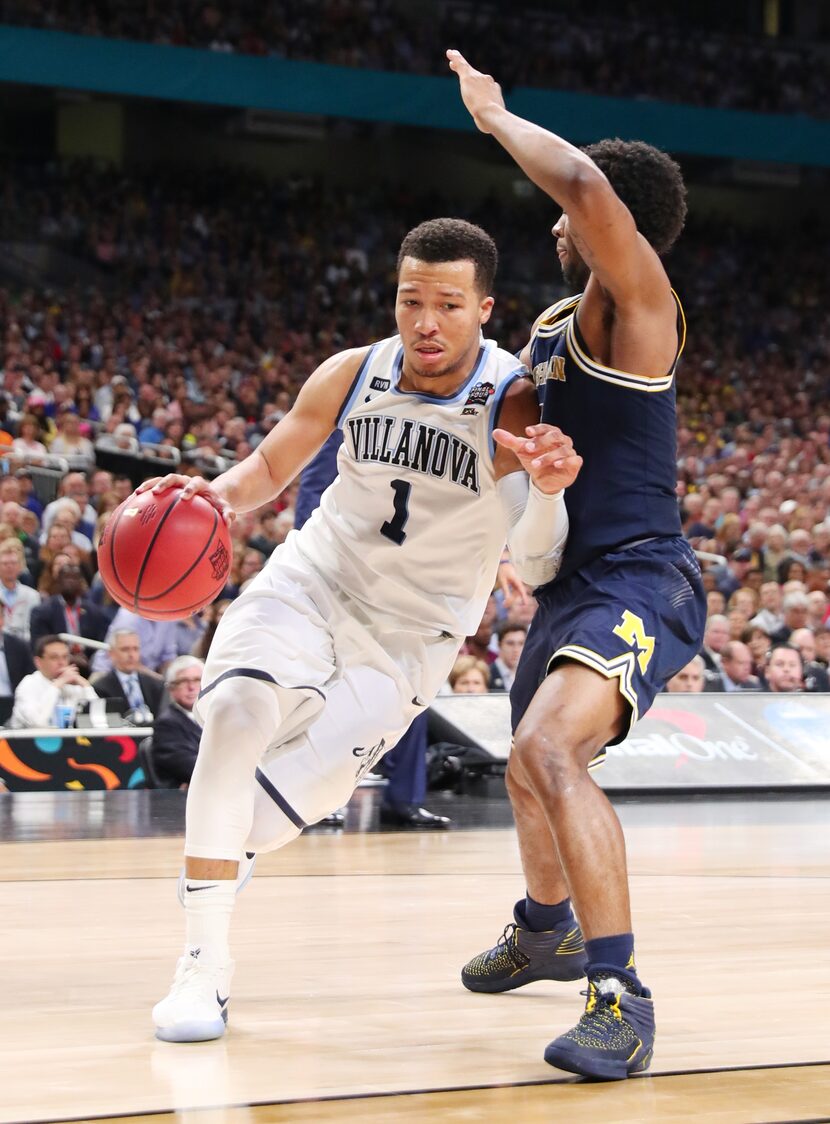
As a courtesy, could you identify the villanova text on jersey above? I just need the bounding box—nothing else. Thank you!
[345,414,480,494]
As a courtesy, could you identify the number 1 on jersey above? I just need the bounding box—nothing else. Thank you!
[380,479,411,545]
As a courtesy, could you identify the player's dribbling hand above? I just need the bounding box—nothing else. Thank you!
[493,424,583,495]
[446,50,505,132]
[134,474,236,526]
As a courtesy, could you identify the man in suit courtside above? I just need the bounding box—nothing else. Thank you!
[93,628,164,719]
[0,600,36,724]
[151,656,204,788]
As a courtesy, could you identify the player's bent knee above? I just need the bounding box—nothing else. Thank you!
[200,676,280,742]
[512,723,590,793]
[505,753,535,802]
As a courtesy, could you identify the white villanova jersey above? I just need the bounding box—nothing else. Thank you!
[294,334,527,639]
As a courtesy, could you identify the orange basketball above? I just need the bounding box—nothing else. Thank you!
[97,488,233,620]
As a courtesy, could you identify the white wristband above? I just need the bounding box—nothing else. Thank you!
[498,471,569,586]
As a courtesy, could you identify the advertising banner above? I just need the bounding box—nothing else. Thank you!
[0,729,150,791]
[429,693,830,791]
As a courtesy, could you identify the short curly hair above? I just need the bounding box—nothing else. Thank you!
[583,139,687,254]
[397,218,498,294]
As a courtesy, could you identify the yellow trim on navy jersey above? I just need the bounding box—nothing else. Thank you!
[674,289,687,361]
[532,295,581,341]
[547,644,640,734]
[565,319,674,392]
[535,319,573,342]
[561,290,685,394]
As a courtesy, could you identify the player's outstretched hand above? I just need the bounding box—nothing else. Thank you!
[493,424,583,495]
[134,474,236,526]
[446,49,505,132]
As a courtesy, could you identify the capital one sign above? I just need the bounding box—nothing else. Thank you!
[600,695,830,790]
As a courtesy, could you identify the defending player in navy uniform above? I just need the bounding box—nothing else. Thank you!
[449,53,706,1080]
[139,218,585,1043]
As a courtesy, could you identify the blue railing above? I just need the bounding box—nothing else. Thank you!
[2,26,829,166]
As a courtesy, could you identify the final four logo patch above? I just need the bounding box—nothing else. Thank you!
[464,381,495,407]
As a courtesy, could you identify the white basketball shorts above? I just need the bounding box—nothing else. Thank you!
[194,534,461,826]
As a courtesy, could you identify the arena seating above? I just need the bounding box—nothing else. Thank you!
[2,0,828,117]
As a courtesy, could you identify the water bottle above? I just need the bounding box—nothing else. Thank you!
[53,704,74,729]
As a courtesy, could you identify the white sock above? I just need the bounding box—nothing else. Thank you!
[183,879,237,966]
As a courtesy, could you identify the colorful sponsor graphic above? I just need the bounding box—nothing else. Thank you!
[610,706,757,768]
[761,698,828,754]
[430,692,830,789]
[604,694,830,786]
[0,733,144,791]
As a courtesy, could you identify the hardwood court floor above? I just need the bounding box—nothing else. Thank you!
[1,797,829,1124]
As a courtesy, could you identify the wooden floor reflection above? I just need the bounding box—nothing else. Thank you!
[103,1064,830,1124]
[2,797,829,1123]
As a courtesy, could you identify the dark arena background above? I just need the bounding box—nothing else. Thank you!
[1,1,830,1120]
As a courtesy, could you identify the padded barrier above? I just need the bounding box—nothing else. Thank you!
[428,693,830,793]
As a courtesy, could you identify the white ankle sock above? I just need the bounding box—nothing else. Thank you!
[183,879,237,966]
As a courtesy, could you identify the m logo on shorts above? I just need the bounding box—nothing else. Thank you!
[612,610,655,674]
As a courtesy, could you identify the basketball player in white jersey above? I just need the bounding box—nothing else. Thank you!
[140,218,584,1042]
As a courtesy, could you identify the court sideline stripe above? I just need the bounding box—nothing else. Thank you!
[4,871,830,885]
[11,1058,830,1124]
[3,867,823,885]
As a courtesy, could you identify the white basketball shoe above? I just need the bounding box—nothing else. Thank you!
[153,950,234,1042]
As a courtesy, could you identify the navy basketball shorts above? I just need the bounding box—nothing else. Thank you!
[511,536,706,743]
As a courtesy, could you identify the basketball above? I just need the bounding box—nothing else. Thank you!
[97,487,233,620]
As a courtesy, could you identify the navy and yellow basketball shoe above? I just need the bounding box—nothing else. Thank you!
[461,902,586,993]
[543,970,655,1080]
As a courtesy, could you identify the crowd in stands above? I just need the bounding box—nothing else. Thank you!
[3,0,829,118]
[0,157,829,771]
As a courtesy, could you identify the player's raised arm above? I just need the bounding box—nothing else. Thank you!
[446,49,665,305]
[135,348,368,520]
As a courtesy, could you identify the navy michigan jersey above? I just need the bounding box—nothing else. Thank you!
[530,292,685,580]
[512,291,707,740]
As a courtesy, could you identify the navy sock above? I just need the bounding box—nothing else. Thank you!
[585,933,640,986]
[522,892,573,932]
